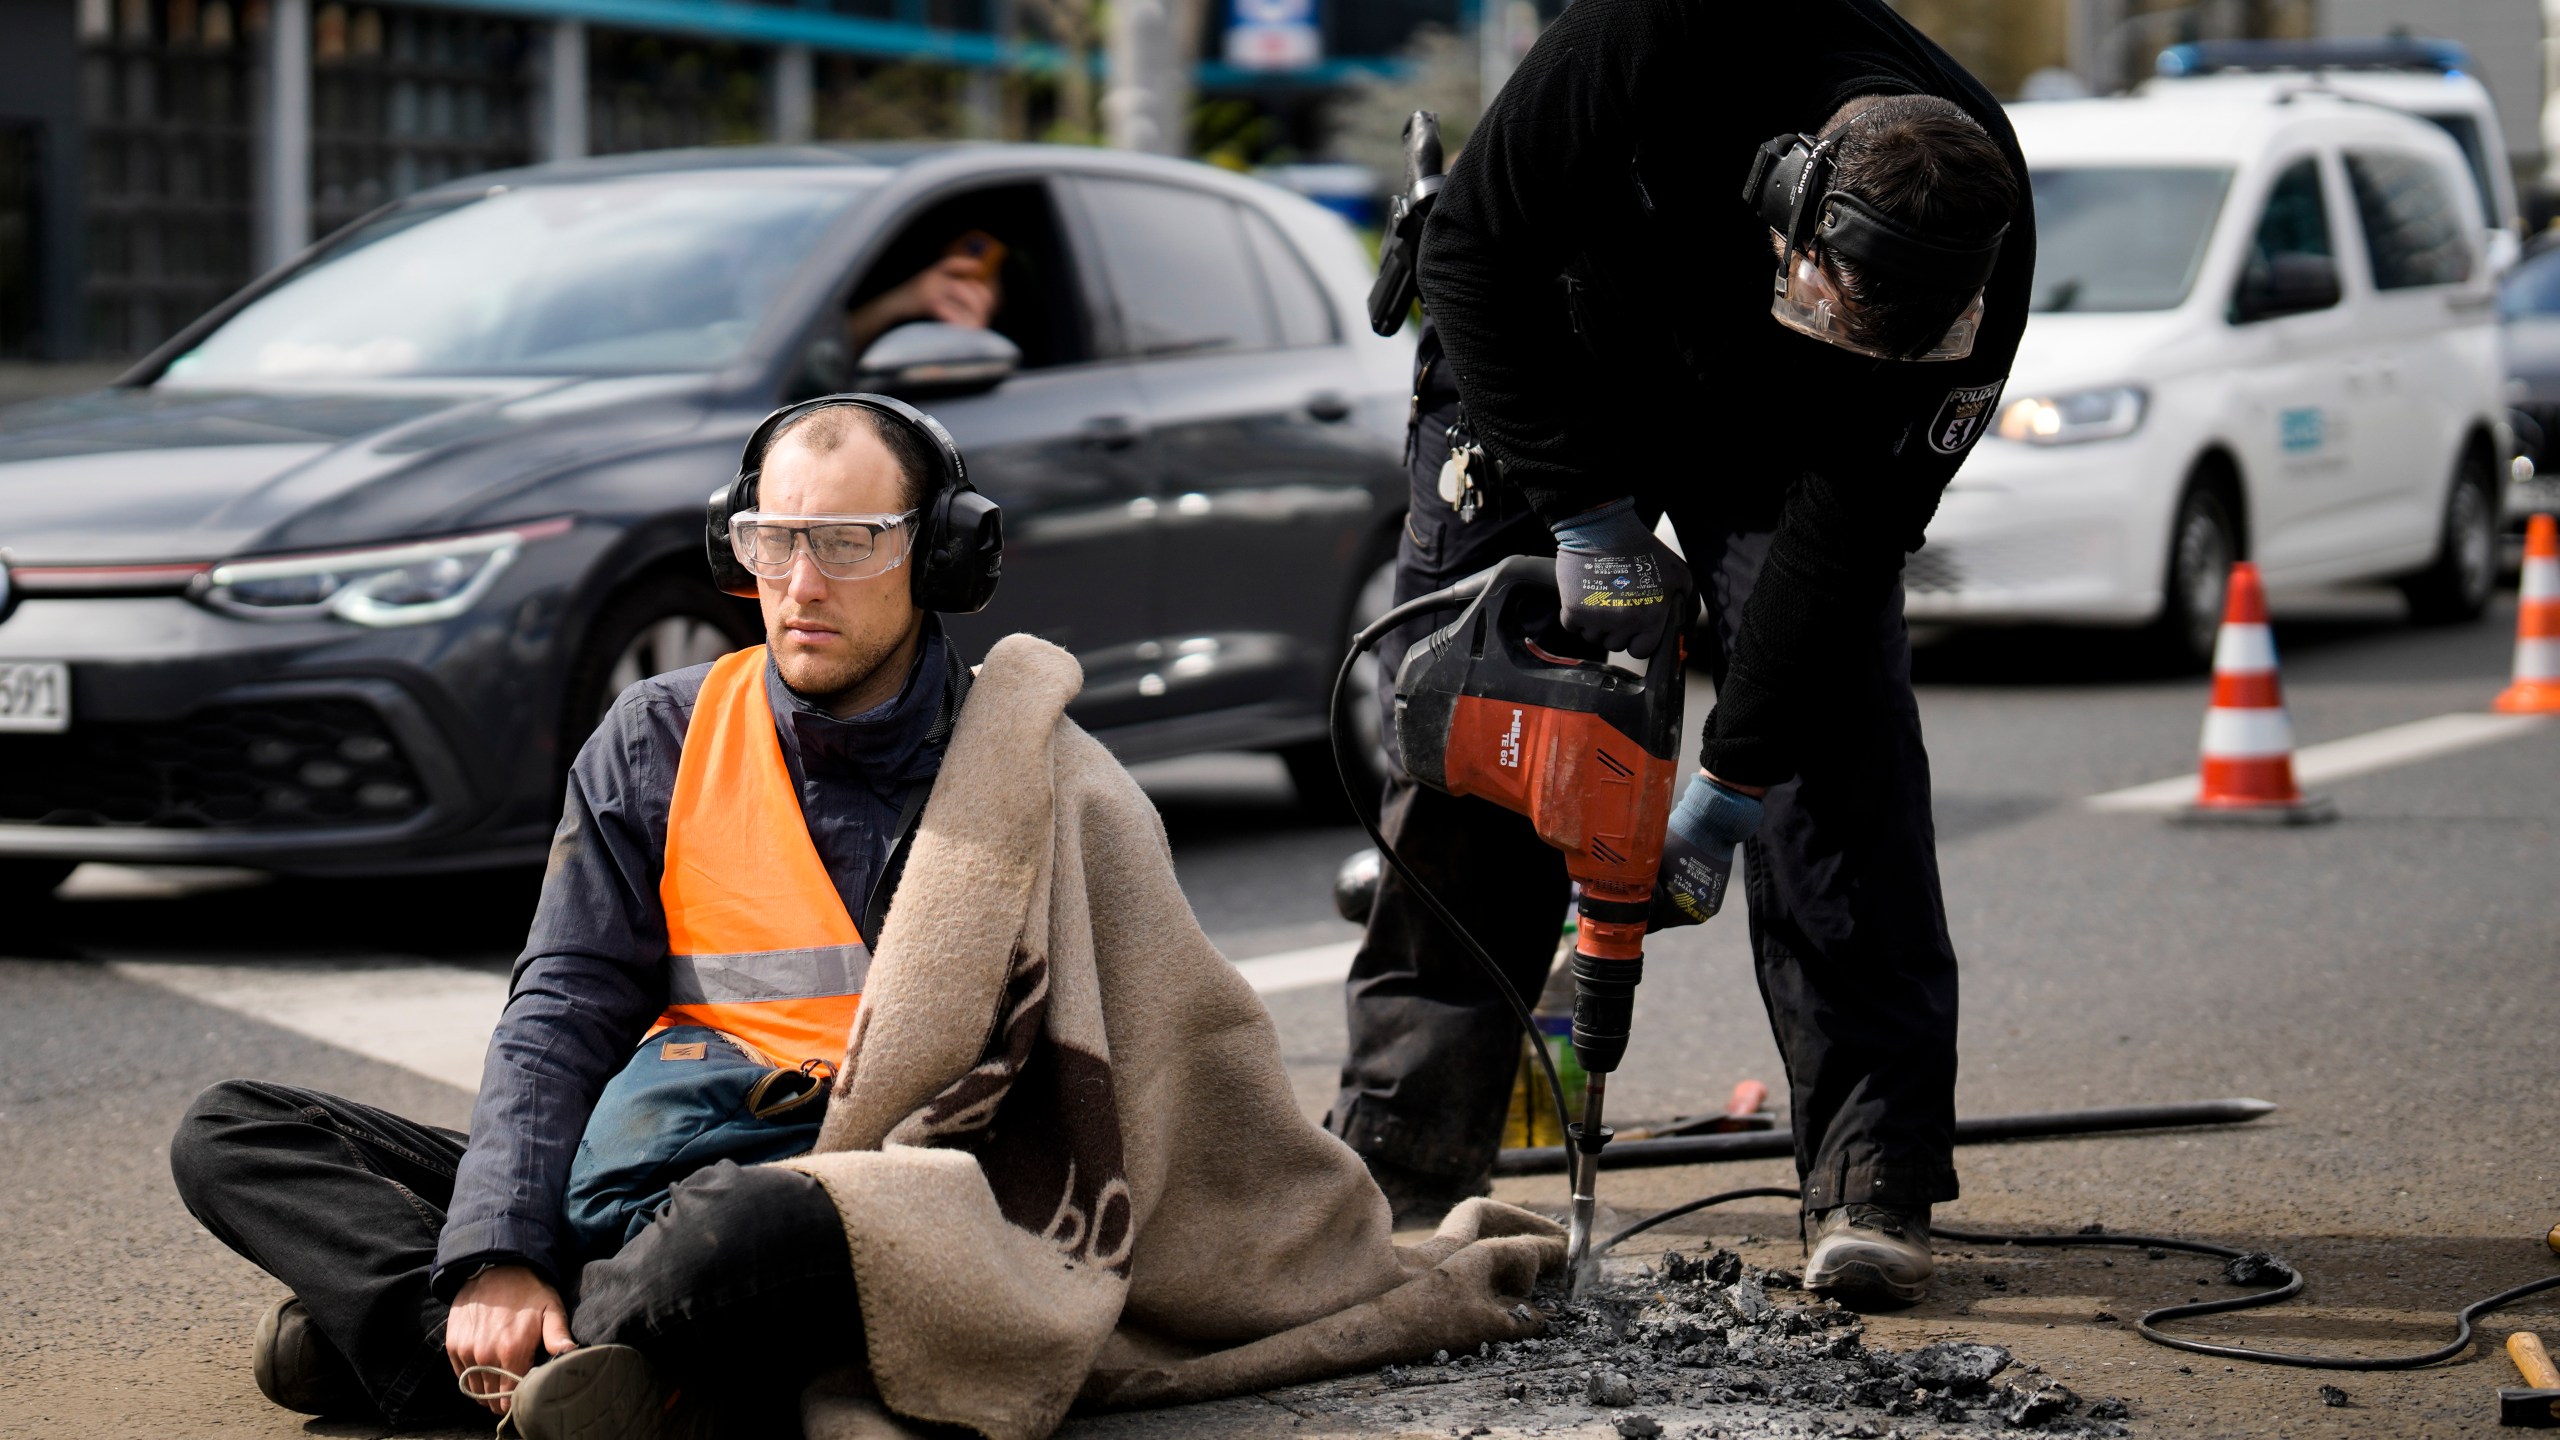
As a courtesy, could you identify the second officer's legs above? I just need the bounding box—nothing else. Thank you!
[1681,521,1962,1219]
[1328,343,1568,1223]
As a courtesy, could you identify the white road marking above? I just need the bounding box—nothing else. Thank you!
[1233,939,1359,995]
[110,936,1360,1096]
[112,958,504,1092]
[2086,711,2551,812]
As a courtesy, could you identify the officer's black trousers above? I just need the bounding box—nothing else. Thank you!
[169,1079,853,1431]
[1329,392,1961,1220]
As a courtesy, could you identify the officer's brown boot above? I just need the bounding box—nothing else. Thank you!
[1804,1203,1934,1308]
[252,1296,370,1417]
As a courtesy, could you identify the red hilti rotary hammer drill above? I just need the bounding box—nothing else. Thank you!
[1331,554,1685,1275]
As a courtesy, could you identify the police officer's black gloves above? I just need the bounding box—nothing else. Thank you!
[1650,775,1765,930]
[1549,498,1693,659]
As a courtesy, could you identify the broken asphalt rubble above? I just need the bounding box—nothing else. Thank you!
[1270,1246,2133,1438]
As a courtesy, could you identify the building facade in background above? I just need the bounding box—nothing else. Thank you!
[10,0,2546,364]
[0,0,1496,361]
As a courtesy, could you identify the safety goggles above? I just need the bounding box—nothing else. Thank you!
[728,511,918,581]
[1769,244,1984,362]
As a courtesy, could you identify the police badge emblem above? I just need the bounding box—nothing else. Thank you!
[1928,381,2004,455]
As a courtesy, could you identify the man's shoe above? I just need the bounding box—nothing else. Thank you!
[252,1296,371,1417]
[1804,1203,1934,1308]
[501,1345,709,1440]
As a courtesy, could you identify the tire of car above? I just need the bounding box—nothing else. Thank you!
[2399,445,2499,627]
[1280,547,1399,824]
[562,571,762,756]
[2145,469,2242,673]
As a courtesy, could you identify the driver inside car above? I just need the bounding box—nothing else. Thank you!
[845,230,1006,356]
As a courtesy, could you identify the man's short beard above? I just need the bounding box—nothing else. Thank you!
[771,619,917,707]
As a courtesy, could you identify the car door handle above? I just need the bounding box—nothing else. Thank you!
[1079,414,1141,451]
[1305,391,1352,423]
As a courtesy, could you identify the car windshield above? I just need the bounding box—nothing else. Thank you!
[2026,166,2232,313]
[2501,248,2560,319]
[160,172,876,383]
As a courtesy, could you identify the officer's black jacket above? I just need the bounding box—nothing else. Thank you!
[1416,0,2035,786]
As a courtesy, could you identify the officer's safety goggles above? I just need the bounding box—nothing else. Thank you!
[729,511,918,581]
[1769,245,1984,362]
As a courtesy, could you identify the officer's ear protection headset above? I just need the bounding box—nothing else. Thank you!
[705,393,1003,614]
[1741,114,2008,362]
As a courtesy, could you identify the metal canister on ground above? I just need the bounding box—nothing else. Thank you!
[1503,922,1586,1149]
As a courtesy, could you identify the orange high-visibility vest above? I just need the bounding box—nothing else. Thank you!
[653,646,865,1070]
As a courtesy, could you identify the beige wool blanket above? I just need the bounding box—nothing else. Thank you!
[776,633,1564,1440]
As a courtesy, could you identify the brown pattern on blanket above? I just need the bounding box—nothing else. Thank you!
[907,948,1133,1275]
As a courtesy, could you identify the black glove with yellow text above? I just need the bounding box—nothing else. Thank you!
[1550,498,1693,659]
[1650,776,1766,930]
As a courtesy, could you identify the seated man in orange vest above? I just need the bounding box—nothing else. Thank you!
[170,394,1564,1440]
[170,394,1002,1432]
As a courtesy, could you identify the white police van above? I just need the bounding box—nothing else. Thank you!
[1906,89,2505,664]
[2144,38,2524,275]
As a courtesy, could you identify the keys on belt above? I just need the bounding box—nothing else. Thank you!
[1438,413,1491,523]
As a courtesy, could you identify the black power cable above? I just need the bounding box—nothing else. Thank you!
[1926,1224,2560,1371]
[1329,592,1573,1143]
[1590,1189,2560,1373]
[1327,593,2560,1374]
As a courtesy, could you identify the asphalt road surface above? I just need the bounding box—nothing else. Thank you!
[5,584,2555,1439]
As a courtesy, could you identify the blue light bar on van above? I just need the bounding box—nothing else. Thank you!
[2156,37,2474,79]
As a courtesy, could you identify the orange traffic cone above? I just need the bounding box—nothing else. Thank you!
[2493,513,2560,714]
[2181,562,2336,825]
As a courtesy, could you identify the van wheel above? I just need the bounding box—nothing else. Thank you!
[2145,479,2239,672]
[564,574,760,751]
[2400,448,2498,626]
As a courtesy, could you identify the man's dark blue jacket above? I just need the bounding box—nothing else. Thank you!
[429,624,957,1296]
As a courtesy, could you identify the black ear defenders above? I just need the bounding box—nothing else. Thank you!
[1742,126,2007,293]
[705,393,1003,615]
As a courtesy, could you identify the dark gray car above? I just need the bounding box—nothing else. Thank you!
[2499,240,2560,539]
[0,144,1412,895]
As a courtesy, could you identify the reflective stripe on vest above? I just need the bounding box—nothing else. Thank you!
[655,646,864,1069]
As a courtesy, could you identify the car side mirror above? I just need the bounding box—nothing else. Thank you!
[853,323,1020,398]
[2231,252,2342,324]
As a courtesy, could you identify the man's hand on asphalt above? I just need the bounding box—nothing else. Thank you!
[447,1264,574,1414]
[1550,498,1693,658]
[1651,772,1767,930]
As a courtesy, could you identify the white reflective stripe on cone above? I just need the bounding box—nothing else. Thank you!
[2516,637,2560,681]
[2211,622,2278,674]
[2523,559,2560,603]
[2201,706,2298,758]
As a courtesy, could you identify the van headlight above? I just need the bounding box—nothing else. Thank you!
[1995,386,2147,445]
[199,519,569,626]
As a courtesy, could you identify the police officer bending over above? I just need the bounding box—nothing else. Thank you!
[1331,0,2033,1307]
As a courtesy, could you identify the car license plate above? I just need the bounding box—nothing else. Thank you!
[0,661,69,733]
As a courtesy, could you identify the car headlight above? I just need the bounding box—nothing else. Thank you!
[199,519,569,626]
[1994,386,2147,445]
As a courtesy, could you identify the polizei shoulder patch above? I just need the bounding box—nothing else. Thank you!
[1929,381,2004,455]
